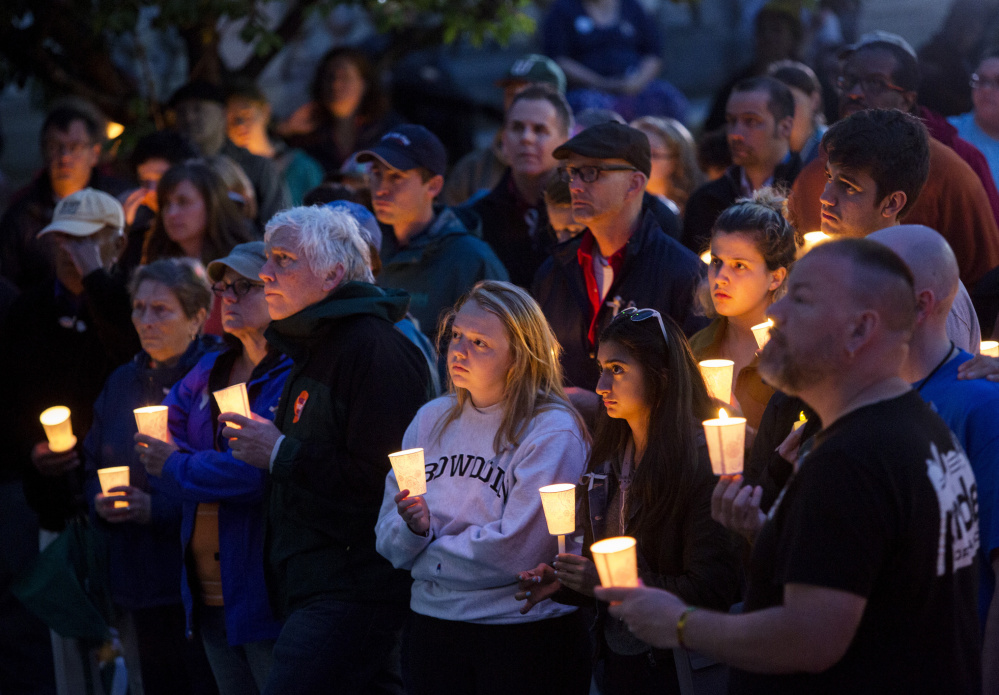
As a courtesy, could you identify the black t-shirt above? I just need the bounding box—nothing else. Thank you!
[731,391,981,695]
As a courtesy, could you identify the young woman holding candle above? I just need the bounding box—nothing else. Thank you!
[689,187,799,430]
[375,280,592,695]
[84,258,220,695]
[516,309,741,695]
[137,243,292,695]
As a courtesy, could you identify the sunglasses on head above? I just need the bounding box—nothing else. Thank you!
[620,307,668,345]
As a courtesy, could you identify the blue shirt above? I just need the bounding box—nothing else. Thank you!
[948,112,999,195]
[918,349,999,625]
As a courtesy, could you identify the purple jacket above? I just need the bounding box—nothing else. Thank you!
[154,346,291,645]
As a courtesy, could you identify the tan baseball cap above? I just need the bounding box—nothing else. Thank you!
[38,188,125,238]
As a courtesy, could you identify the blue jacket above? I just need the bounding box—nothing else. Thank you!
[84,336,220,610]
[154,346,291,645]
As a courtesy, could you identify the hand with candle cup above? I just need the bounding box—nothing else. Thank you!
[30,441,80,476]
[95,485,152,524]
[391,489,430,535]
[711,475,765,543]
[220,412,283,469]
[133,433,178,477]
[553,553,601,595]
[595,584,687,650]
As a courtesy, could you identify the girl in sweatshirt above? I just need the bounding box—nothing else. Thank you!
[375,280,591,695]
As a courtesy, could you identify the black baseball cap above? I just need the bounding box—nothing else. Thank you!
[552,122,651,178]
[356,125,448,177]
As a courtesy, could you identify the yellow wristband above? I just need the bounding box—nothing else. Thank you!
[676,605,698,651]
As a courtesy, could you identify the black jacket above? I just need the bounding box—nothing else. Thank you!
[681,156,803,254]
[532,208,707,390]
[263,281,432,614]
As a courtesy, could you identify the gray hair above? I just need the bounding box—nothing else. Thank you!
[264,206,374,284]
[129,257,213,319]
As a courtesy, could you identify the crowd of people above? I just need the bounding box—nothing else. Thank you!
[2,3,999,694]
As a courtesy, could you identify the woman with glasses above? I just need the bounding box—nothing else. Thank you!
[689,188,797,431]
[375,281,592,695]
[84,257,221,695]
[137,243,292,695]
[949,50,999,194]
[515,307,740,695]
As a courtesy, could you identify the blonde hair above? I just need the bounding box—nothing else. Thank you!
[434,281,587,453]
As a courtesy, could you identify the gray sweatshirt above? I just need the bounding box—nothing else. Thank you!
[375,395,588,624]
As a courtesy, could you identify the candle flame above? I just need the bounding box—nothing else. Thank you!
[798,410,806,422]
[106,122,125,140]
[719,408,728,420]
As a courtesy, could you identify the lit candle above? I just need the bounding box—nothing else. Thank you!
[389,448,427,497]
[39,406,76,453]
[213,383,250,429]
[800,231,831,256]
[133,405,170,442]
[703,408,746,475]
[700,250,711,265]
[751,319,773,349]
[982,341,999,358]
[539,483,576,554]
[699,359,734,403]
[97,465,130,509]
[792,410,807,431]
[590,536,638,588]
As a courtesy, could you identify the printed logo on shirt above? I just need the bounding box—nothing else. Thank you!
[424,452,510,502]
[924,439,979,575]
[292,390,309,424]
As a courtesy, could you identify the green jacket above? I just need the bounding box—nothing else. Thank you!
[264,282,432,614]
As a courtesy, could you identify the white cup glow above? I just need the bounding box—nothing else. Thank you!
[213,383,250,429]
[699,359,734,403]
[39,406,76,453]
[751,319,773,349]
[703,408,746,475]
[540,483,576,554]
[389,448,427,497]
[97,465,130,509]
[982,341,999,358]
[591,536,638,588]
[133,406,169,442]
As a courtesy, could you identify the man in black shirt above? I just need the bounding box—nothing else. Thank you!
[597,238,981,694]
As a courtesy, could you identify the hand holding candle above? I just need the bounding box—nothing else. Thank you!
[97,466,130,509]
[539,483,576,554]
[703,408,746,475]
[699,360,734,403]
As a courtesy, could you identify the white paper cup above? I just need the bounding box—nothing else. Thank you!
[751,321,773,349]
[97,465,130,509]
[703,414,747,475]
[591,536,638,588]
[214,383,250,428]
[133,406,169,442]
[389,448,426,497]
[699,359,734,403]
[982,341,999,358]
[39,406,76,453]
[539,483,576,536]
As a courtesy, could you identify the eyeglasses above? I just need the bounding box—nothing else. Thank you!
[211,278,263,298]
[620,307,668,346]
[835,73,909,96]
[971,74,999,90]
[558,165,639,184]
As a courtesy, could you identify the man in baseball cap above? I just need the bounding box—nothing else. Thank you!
[357,125,507,336]
[533,121,706,390]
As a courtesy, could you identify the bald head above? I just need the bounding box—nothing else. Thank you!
[808,238,917,335]
[868,225,959,318]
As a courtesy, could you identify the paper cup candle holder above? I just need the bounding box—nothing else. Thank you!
[591,536,638,588]
[133,406,169,442]
[98,466,130,509]
[40,406,76,453]
[699,359,734,403]
[213,383,251,428]
[703,408,746,476]
[539,483,576,554]
[389,448,427,497]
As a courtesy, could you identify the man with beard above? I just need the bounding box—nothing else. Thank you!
[595,239,982,695]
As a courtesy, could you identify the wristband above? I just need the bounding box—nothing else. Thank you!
[676,605,698,650]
